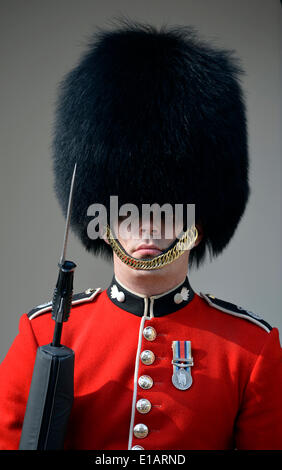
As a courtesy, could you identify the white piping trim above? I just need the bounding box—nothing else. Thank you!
[28,288,101,320]
[149,276,187,300]
[128,298,150,450]
[28,305,52,320]
[200,292,271,333]
[115,274,187,300]
[149,298,154,318]
[115,275,148,298]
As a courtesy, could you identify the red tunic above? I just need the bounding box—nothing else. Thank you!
[0,276,281,450]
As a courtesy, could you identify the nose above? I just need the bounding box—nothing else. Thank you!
[139,217,161,239]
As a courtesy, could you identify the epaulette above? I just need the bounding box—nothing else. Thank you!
[28,288,101,320]
[200,292,272,333]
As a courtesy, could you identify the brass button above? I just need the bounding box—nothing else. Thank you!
[207,293,215,299]
[133,423,149,439]
[143,326,157,341]
[132,445,144,450]
[138,375,154,390]
[85,288,95,294]
[140,350,155,365]
[136,398,151,414]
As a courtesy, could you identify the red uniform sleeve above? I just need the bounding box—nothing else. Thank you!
[235,327,282,449]
[0,314,38,450]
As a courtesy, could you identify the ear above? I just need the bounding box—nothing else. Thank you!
[101,225,110,246]
[194,224,204,248]
[103,237,110,246]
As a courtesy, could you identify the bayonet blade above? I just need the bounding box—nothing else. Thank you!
[59,163,77,265]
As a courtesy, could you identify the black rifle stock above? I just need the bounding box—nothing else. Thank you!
[19,260,76,450]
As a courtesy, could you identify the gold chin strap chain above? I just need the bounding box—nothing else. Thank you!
[106,224,198,270]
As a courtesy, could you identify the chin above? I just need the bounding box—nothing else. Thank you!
[130,264,170,279]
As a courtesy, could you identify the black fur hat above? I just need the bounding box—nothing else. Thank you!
[52,19,249,268]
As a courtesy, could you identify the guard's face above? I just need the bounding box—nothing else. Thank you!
[113,213,184,259]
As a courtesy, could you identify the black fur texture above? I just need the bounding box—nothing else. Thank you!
[52,19,249,268]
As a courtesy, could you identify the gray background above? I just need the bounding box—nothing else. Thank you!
[0,0,281,359]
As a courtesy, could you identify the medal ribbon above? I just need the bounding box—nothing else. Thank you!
[172,340,193,371]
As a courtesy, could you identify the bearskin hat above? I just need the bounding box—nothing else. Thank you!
[52,19,249,268]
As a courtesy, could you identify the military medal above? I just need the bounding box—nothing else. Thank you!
[171,341,193,390]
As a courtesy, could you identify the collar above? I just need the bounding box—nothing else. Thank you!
[106,274,195,317]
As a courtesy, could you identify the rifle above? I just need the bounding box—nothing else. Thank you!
[19,164,77,450]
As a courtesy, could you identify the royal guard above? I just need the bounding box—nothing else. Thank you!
[0,19,281,450]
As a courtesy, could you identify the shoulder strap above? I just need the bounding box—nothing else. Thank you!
[28,288,101,320]
[200,292,272,333]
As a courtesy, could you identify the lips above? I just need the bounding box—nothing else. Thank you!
[134,244,162,256]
